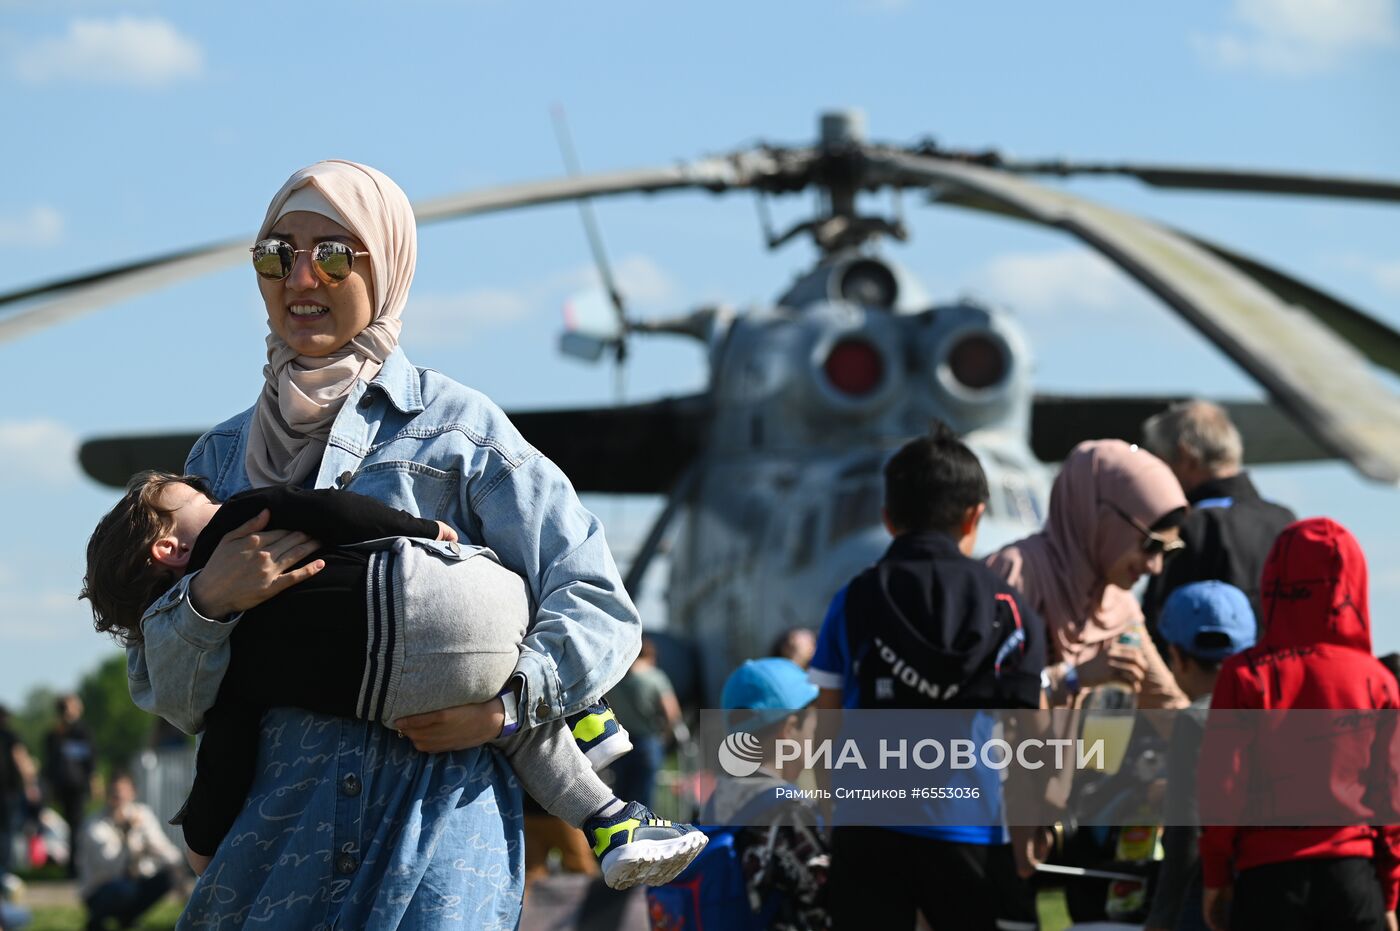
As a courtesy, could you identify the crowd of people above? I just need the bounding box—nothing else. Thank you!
[0,696,191,930]
[666,401,1399,931]
[26,153,1390,931]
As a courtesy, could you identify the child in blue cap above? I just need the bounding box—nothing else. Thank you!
[702,658,830,930]
[1144,580,1255,931]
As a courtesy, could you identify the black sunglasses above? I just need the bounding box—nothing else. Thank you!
[1105,500,1186,556]
[250,239,369,283]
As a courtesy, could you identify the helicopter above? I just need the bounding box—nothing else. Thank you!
[4,109,1399,704]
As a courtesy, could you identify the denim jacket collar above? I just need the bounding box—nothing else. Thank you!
[366,347,425,414]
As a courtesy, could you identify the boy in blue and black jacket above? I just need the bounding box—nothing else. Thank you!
[808,424,1047,931]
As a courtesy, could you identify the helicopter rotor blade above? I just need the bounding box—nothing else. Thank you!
[1181,235,1400,376]
[996,160,1400,203]
[552,105,628,338]
[870,150,1400,484]
[1031,395,1327,465]
[0,151,799,345]
[77,393,711,492]
[920,187,1400,376]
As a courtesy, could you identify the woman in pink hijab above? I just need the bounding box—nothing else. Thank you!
[129,160,643,928]
[987,440,1190,709]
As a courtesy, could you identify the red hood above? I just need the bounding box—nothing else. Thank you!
[1258,517,1371,653]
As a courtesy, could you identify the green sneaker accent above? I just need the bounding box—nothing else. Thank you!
[571,705,617,744]
[591,816,641,856]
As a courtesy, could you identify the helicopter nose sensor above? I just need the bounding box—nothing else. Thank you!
[836,259,899,309]
[823,337,885,397]
[944,331,1009,392]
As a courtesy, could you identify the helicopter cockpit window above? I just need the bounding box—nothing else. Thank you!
[1000,476,1042,526]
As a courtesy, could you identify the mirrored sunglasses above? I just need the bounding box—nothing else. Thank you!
[1106,500,1186,556]
[250,239,369,283]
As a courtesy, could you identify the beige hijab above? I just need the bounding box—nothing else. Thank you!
[987,440,1186,665]
[246,160,417,488]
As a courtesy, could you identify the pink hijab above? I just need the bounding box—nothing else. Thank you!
[246,160,417,488]
[987,440,1186,664]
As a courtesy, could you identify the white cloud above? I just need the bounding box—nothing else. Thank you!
[409,287,534,344]
[965,248,1152,316]
[12,16,204,88]
[1193,0,1398,75]
[409,253,677,346]
[0,205,62,246]
[0,419,81,486]
[606,254,678,306]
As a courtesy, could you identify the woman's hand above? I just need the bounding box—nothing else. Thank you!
[188,510,325,620]
[394,697,505,753]
[1009,825,1052,878]
[434,521,458,543]
[1075,642,1148,691]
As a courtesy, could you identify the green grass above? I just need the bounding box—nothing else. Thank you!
[27,899,184,931]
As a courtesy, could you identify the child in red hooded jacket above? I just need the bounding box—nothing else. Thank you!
[1198,518,1400,931]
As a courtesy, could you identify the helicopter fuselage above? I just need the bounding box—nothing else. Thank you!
[664,253,1050,703]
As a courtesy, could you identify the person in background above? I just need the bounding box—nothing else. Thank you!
[769,628,817,669]
[987,440,1190,710]
[606,636,681,810]
[78,772,183,931]
[810,425,1048,930]
[0,707,39,876]
[42,695,95,878]
[702,658,829,931]
[1143,581,1255,931]
[1140,400,1296,651]
[1198,519,1400,931]
[1382,653,1400,686]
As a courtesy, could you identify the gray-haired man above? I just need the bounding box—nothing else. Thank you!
[1140,400,1296,650]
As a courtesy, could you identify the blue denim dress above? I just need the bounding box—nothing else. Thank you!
[128,349,641,929]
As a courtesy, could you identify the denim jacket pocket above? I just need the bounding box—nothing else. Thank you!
[343,536,495,563]
[346,459,458,520]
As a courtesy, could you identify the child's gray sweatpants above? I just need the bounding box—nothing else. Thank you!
[360,538,615,828]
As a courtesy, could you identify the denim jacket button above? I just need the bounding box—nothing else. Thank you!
[336,853,358,874]
[338,470,354,487]
[359,393,373,409]
[341,773,361,797]
[535,699,549,720]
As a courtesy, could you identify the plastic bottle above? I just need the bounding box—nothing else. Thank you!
[1079,630,1141,774]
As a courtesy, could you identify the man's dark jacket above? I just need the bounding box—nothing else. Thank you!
[1143,471,1296,649]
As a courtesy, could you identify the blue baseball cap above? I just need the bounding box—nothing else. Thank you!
[1159,581,1256,662]
[721,658,819,732]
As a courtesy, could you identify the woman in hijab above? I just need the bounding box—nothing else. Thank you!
[128,161,641,929]
[987,440,1190,709]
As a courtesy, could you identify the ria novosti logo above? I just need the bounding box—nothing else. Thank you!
[717,731,764,777]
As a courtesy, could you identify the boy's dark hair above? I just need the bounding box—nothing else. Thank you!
[883,422,989,534]
[80,471,214,647]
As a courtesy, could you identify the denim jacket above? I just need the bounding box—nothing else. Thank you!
[127,347,641,734]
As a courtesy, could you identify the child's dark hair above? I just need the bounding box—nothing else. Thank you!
[884,421,989,535]
[80,471,213,647]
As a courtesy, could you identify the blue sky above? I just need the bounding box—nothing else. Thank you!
[1,0,1398,704]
